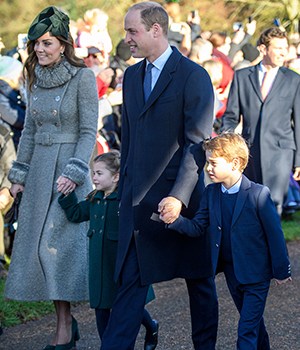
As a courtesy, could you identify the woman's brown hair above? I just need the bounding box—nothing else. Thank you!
[24,32,85,91]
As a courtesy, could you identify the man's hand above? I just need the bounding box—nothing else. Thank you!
[158,196,182,224]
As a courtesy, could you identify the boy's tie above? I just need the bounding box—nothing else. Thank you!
[144,63,154,102]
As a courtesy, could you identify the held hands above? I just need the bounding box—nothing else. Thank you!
[158,196,182,224]
[56,176,76,196]
[274,277,292,285]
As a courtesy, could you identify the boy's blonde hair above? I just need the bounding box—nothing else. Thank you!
[203,132,249,171]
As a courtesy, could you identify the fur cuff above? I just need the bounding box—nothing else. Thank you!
[8,161,30,185]
[62,158,89,186]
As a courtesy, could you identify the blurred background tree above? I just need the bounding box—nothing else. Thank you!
[0,0,299,53]
[225,0,299,34]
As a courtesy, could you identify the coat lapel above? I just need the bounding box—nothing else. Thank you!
[264,67,286,102]
[132,60,146,114]
[139,47,182,116]
[249,65,263,102]
[231,175,251,227]
[213,184,222,227]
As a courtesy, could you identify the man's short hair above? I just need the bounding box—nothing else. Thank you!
[129,2,169,37]
[257,27,288,48]
[203,133,249,172]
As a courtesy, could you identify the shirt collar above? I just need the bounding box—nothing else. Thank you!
[146,45,172,71]
[221,176,242,194]
[259,62,279,75]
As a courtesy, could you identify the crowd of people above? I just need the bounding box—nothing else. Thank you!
[0,1,299,349]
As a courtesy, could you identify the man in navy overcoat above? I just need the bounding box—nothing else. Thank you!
[101,2,217,350]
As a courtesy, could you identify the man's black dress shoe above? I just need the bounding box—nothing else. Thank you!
[144,319,159,350]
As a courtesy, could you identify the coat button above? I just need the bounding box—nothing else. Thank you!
[216,244,219,248]
[101,215,104,220]
[54,122,60,127]
[32,109,37,115]
[52,109,58,116]
[33,96,38,101]
[37,121,42,126]
[218,226,221,230]
[100,229,103,234]
[94,214,97,219]
[55,96,61,102]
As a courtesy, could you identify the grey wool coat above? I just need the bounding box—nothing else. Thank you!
[5,60,98,301]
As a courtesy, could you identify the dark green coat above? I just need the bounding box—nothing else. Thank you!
[59,190,119,308]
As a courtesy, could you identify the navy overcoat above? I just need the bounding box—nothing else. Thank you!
[116,47,215,285]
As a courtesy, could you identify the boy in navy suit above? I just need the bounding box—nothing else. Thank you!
[160,132,291,350]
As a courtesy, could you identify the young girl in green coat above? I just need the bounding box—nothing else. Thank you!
[59,150,159,349]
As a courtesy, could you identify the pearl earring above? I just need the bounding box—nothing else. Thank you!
[60,52,64,57]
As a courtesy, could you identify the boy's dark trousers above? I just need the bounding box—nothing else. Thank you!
[223,263,270,350]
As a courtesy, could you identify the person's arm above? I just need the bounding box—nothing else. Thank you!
[179,22,192,56]
[228,20,257,60]
[60,69,98,188]
[292,81,300,178]
[161,187,210,236]
[159,65,214,223]
[257,186,291,280]
[8,86,35,187]
[221,71,241,132]
[0,89,25,129]
[58,191,90,223]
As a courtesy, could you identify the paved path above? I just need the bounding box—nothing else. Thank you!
[0,241,299,350]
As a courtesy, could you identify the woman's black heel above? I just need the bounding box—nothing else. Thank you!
[55,316,80,350]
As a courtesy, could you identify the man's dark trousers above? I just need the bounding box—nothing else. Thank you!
[101,239,218,350]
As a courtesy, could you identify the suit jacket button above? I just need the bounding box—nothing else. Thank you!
[216,244,219,248]
[218,226,221,230]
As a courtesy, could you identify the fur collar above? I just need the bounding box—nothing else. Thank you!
[35,59,80,88]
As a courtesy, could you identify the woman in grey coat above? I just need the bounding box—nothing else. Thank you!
[4,7,98,350]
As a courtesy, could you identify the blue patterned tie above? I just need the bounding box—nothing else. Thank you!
[143,63,154,102]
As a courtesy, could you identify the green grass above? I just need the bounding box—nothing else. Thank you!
[0,212,299,329]
[281,210,300,241]
[0,278,54,327]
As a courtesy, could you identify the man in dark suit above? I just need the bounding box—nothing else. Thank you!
[222,27,300,216]
[101,2,217,350]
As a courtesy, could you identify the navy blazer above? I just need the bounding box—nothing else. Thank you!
[116,47,215,284]
[169,175,291,284]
